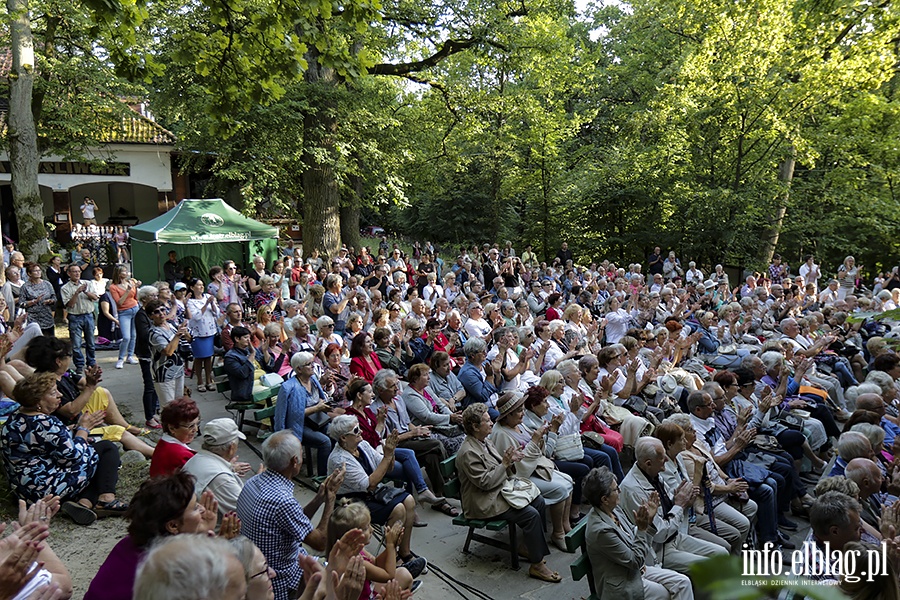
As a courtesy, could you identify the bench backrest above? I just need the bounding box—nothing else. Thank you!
[441,455,461,500]
[564,517,598,598]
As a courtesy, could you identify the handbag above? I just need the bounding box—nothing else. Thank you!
[432,424,464,438]
[260,373,284,387]
[753,434,782,453]
[500,476,540,510]
[306,409,332,431]
[581,431,606,450]
[623,395,648,415]
[554,433,584,461]
[773,409,803,431]
[370,484,407,505]
[726,459,769,487]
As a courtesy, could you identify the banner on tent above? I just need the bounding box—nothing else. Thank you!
[189,232,251,241]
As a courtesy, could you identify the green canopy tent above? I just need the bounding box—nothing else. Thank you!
[130,199,279,284]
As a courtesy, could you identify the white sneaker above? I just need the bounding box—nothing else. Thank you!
[115,360,124,369]
[127,356,139,365]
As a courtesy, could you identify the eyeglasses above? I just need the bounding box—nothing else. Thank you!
[177,421,200,430]
[250,563,270,580]
[152,308,167,314]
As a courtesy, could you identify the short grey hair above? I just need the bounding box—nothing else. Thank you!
[809,491,860,539]
[814,476,859,499]
[578,354,599,373]
[372,369,398,393]
[850,423,885,452]
[664,413,693,432]
[290,351,314,369]
[292,315,309,329]
[463,337,487,360]
[315,315,334,330]
[134,534,240,600]
[547,319,566,335]
[556,359,579,378]
[258,275,275,287]
[865,371,895,396]
[836,431,872,462]
[201,439,237,457]
[230,536,259,583]
[760,351,784,373]
[518,326,534,344]
[635,436,663,465]
[582,467,617,509]
[329,414,359,441]
[261,430,302,472]
[263,323,281,338]
[700,381,722,397]
[137,285,159,302]
[324,274,342,290]
[283,299,299,312]
[845,383,884,405]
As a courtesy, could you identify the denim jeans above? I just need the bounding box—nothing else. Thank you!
[750,479,778,544]
[389,447,428,493]
[68,312,96,372]
[117,305,138,360]
[585,446,625,481]
[301,428,333,476]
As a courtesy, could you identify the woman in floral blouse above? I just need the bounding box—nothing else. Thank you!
[0,372,127,525]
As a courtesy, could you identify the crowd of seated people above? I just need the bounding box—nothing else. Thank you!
[9,240,900,599]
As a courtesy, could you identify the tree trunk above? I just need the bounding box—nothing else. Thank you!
[340,172,362,251]
[7,0,49,261]
[761,147,796,265]
[300,50,341,260]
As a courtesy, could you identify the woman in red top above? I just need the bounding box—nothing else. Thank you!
[348,333,383,383]
[149,397,199,477]
[344,378,383,448]
[544,292,563,322]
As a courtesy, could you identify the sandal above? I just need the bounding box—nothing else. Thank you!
[412,520,429,527]
[61,501,97,526]
[146,418,162,430]
[431,502,460,517]
[94,499,129,518]
[528,562,562,583]
[197,385,207,393]
[127,426,151,437]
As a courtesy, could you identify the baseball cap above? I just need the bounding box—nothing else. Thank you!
[201,418,246,445]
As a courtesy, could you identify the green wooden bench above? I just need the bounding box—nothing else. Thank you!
[218,375,280,434]
[565,518,598,599]
[253,404,314,476]
[441,455,519,570]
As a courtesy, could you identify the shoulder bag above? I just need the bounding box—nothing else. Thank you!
[554,433,585,460]
[500,476,541,510]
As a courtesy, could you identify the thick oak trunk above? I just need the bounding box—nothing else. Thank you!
[7,0,49,260]
[301,51,341,259]
[340,173,362,251]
